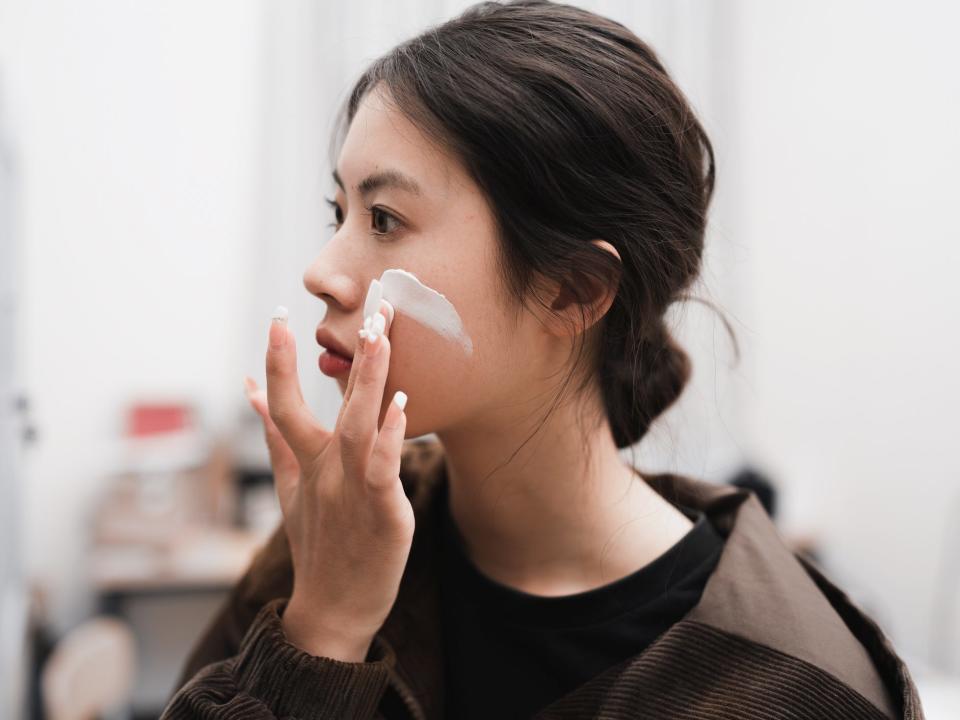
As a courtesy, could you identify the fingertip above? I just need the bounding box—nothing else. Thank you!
[245,385,267,416]
[382,390,408,432]
[269,317,288,350]
[247,391,263,417]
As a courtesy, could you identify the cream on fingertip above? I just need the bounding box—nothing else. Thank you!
[359,311,386,344]
[393,390,408,411]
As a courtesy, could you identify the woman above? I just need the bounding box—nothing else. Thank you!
[161,1,922,718]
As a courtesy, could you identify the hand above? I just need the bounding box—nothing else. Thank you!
[243,283,412,662]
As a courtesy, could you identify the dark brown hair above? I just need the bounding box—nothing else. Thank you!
[332,0,732,458]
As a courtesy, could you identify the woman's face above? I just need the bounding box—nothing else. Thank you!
[303,83,547,437]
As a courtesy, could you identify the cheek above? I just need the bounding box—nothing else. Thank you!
[377,292,530,436]
[378,307,480,434]
[370,251,516,433]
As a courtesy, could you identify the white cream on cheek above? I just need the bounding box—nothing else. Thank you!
[379,268,473,355]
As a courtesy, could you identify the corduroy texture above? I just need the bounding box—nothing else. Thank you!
[534,621,892,719]
[797,554,924,720]
[161,597,394,719]
[171,521,295,694]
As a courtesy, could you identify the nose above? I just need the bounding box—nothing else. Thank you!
[302,247,357,315]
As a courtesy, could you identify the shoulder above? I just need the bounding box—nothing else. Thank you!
[674,482,911,719]
[592,614,906,720]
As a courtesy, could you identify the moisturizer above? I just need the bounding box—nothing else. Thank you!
[379,268,473,355]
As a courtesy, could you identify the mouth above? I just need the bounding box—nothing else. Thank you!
[315,327,355,377]
[315,327,354,357]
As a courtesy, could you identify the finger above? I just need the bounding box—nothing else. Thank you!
[365,390,408,496]
[244,376,298,513]
[341,280,393,407]
[337,305,393,478]
[338,297,394,421]
[265,307,330,464]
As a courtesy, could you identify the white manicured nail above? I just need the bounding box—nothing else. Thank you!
[383,299,395,329]
[363,279,383,323]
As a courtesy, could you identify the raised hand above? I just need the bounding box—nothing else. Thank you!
[243,279,411,662]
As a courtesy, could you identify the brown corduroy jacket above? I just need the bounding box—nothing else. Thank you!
[161,438,925,719]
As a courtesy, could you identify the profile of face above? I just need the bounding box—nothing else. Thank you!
[303,83,557,437]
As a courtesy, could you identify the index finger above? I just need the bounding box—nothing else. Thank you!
[265,306,331,463]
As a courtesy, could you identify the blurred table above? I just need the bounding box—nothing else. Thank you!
[91,526,267,720]
[92,525,265,595]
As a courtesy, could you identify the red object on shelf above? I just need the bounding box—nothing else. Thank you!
[126,403,193,437]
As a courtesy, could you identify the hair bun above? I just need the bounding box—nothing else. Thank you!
[603,318,691,448]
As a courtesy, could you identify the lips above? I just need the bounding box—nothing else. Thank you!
[315,326,354,360]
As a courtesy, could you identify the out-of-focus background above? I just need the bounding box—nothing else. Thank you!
[1,1,958,718]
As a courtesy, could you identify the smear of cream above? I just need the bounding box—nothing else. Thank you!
[379,268,473,355]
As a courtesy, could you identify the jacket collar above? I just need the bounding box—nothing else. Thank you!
[377,439,917,720]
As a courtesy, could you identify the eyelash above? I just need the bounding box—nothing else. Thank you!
[324,196,402,239]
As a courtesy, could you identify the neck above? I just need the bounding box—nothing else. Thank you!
[434,390,693,597]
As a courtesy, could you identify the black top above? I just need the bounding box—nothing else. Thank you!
[438,479,726,720]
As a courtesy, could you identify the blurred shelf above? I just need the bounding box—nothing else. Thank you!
[91,526,267,594]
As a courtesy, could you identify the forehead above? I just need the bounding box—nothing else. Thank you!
[337,84,464,199]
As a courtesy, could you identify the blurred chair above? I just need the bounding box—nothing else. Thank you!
[726,465,777,519]
[41,616,136,720]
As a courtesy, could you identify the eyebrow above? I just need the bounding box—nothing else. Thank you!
[332,168,423,197]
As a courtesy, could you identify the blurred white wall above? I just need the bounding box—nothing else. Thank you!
[0,47,25,720]
[1,0,957,682]
[0,0,265,630]
[730,0,960,669]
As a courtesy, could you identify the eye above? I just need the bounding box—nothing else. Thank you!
[369,205,402,236]
[323,197,402,239]
[324,196,343,229]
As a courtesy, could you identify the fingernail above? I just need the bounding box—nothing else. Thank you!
[270,305,288,349]
[243,375,257,397]
[392,390,408,411]
[362,279,384,346]
[363,278,383,321]
[382,299,395,335]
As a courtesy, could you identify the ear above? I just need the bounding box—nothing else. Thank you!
[541,239,622,338]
